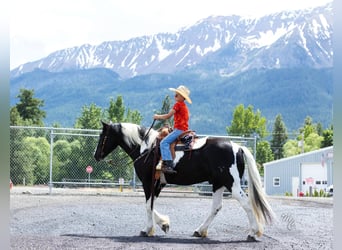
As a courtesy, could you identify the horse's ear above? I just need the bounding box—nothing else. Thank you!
[101,120,108,127]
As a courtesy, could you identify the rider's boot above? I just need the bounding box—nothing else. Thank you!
[161,160,177,174]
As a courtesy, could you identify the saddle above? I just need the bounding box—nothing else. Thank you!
[155,126,207,182]
[157,126,199,159]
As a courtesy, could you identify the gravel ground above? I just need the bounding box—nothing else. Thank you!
[10,187,333,249]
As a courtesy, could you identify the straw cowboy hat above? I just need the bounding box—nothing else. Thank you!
[169,85,192,104]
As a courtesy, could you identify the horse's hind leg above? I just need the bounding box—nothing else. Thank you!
[193,186,225,237]
[231,183,261,241]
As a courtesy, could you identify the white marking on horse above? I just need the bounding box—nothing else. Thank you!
[120,123,158,154]
[143,197,170,236]
[194,186,225,237]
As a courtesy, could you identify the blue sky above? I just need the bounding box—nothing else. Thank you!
[10,0,331,70]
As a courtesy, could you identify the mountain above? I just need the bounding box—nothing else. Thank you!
[10,3,333,135]
[10,67,333,134]
[11,3,332,79]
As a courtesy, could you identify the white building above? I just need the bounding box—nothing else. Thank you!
[263,146,333,196]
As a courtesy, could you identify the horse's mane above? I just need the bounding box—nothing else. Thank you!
[120,123,159,153]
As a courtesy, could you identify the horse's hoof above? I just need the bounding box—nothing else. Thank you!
[140,231,148,237]
[193,231,204,237]
[246,235,258,242]
[162,224,169,233]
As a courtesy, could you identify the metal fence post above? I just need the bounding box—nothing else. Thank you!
[133,169,136,191]
[49,129,54,194]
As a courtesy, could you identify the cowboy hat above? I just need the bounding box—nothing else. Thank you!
[169,85,192,104]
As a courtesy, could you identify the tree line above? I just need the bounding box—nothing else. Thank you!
[10,88,333,184]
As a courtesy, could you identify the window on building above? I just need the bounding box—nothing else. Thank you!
[273,177,280,187]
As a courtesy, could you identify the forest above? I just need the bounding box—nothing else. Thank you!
[9,88,333,185]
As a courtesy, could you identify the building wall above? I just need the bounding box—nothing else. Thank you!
[263,146,333,196]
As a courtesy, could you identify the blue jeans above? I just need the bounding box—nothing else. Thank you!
[160,129,183,161]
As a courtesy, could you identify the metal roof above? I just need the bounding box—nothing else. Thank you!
[263,146,333,167]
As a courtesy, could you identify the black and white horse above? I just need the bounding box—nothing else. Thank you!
[94,122,275,241]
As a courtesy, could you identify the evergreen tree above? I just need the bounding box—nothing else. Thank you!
[270,114,288,160]
[321,125,333,147]
[300,116,316,138]
[316,122,324,136]
[10,106,24,126]
[154,95,173,129]
[14,88,46,126]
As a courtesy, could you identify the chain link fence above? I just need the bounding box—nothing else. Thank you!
[10,126,255,194]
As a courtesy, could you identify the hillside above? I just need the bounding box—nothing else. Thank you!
[10,67,333,134]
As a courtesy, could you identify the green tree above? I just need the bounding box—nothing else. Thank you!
[270,114,288,160]
[283,140,301,157]
[226,104,267,138]
[24,137,50,184]
[316,122,324,136]
[154,95,173,129]
[125,108,143,124]
[72,96,141,182]
[107,96,125,122]
[10,106,24,125]
[304,133,323,152]
[74,103,103,129]
[14,88,46,126]
[283,117,324,157]
[10,129,32,185]
[256,141,274,166]
[105,95,142,124]
[321,125,333,147]
[52,139,82,181]
[300,116,316,138]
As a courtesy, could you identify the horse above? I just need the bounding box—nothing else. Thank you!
[94,121,275,241]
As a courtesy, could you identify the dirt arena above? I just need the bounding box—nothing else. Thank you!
[10,187,333,249]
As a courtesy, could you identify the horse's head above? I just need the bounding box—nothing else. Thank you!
[94,121,120,161]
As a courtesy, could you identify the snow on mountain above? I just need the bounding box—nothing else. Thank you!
[10,3,332,79]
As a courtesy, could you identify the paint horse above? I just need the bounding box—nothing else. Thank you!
[94,122,275,241]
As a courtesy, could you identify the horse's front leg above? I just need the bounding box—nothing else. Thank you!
[140,197,170,237]
[140,197,155,237]
[193,186,225,237]
[153,209,170,234]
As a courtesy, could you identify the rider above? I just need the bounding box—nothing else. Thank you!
[153,85,192,174]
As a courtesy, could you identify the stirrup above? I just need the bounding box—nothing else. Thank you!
[161,160,177,174]
[161,166,177,174]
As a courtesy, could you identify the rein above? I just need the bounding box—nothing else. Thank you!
[104,120,157,166]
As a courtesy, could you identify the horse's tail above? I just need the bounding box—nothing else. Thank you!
[241,146,275,228]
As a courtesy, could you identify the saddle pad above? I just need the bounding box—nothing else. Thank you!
[175,136,208,151]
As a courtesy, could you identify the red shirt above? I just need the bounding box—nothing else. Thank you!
[173,101,189,131]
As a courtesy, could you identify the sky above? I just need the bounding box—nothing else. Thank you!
[10,0,332,70]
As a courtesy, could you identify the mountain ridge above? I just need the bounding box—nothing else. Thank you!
[11,3,332,79]
[10,3,333,134]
